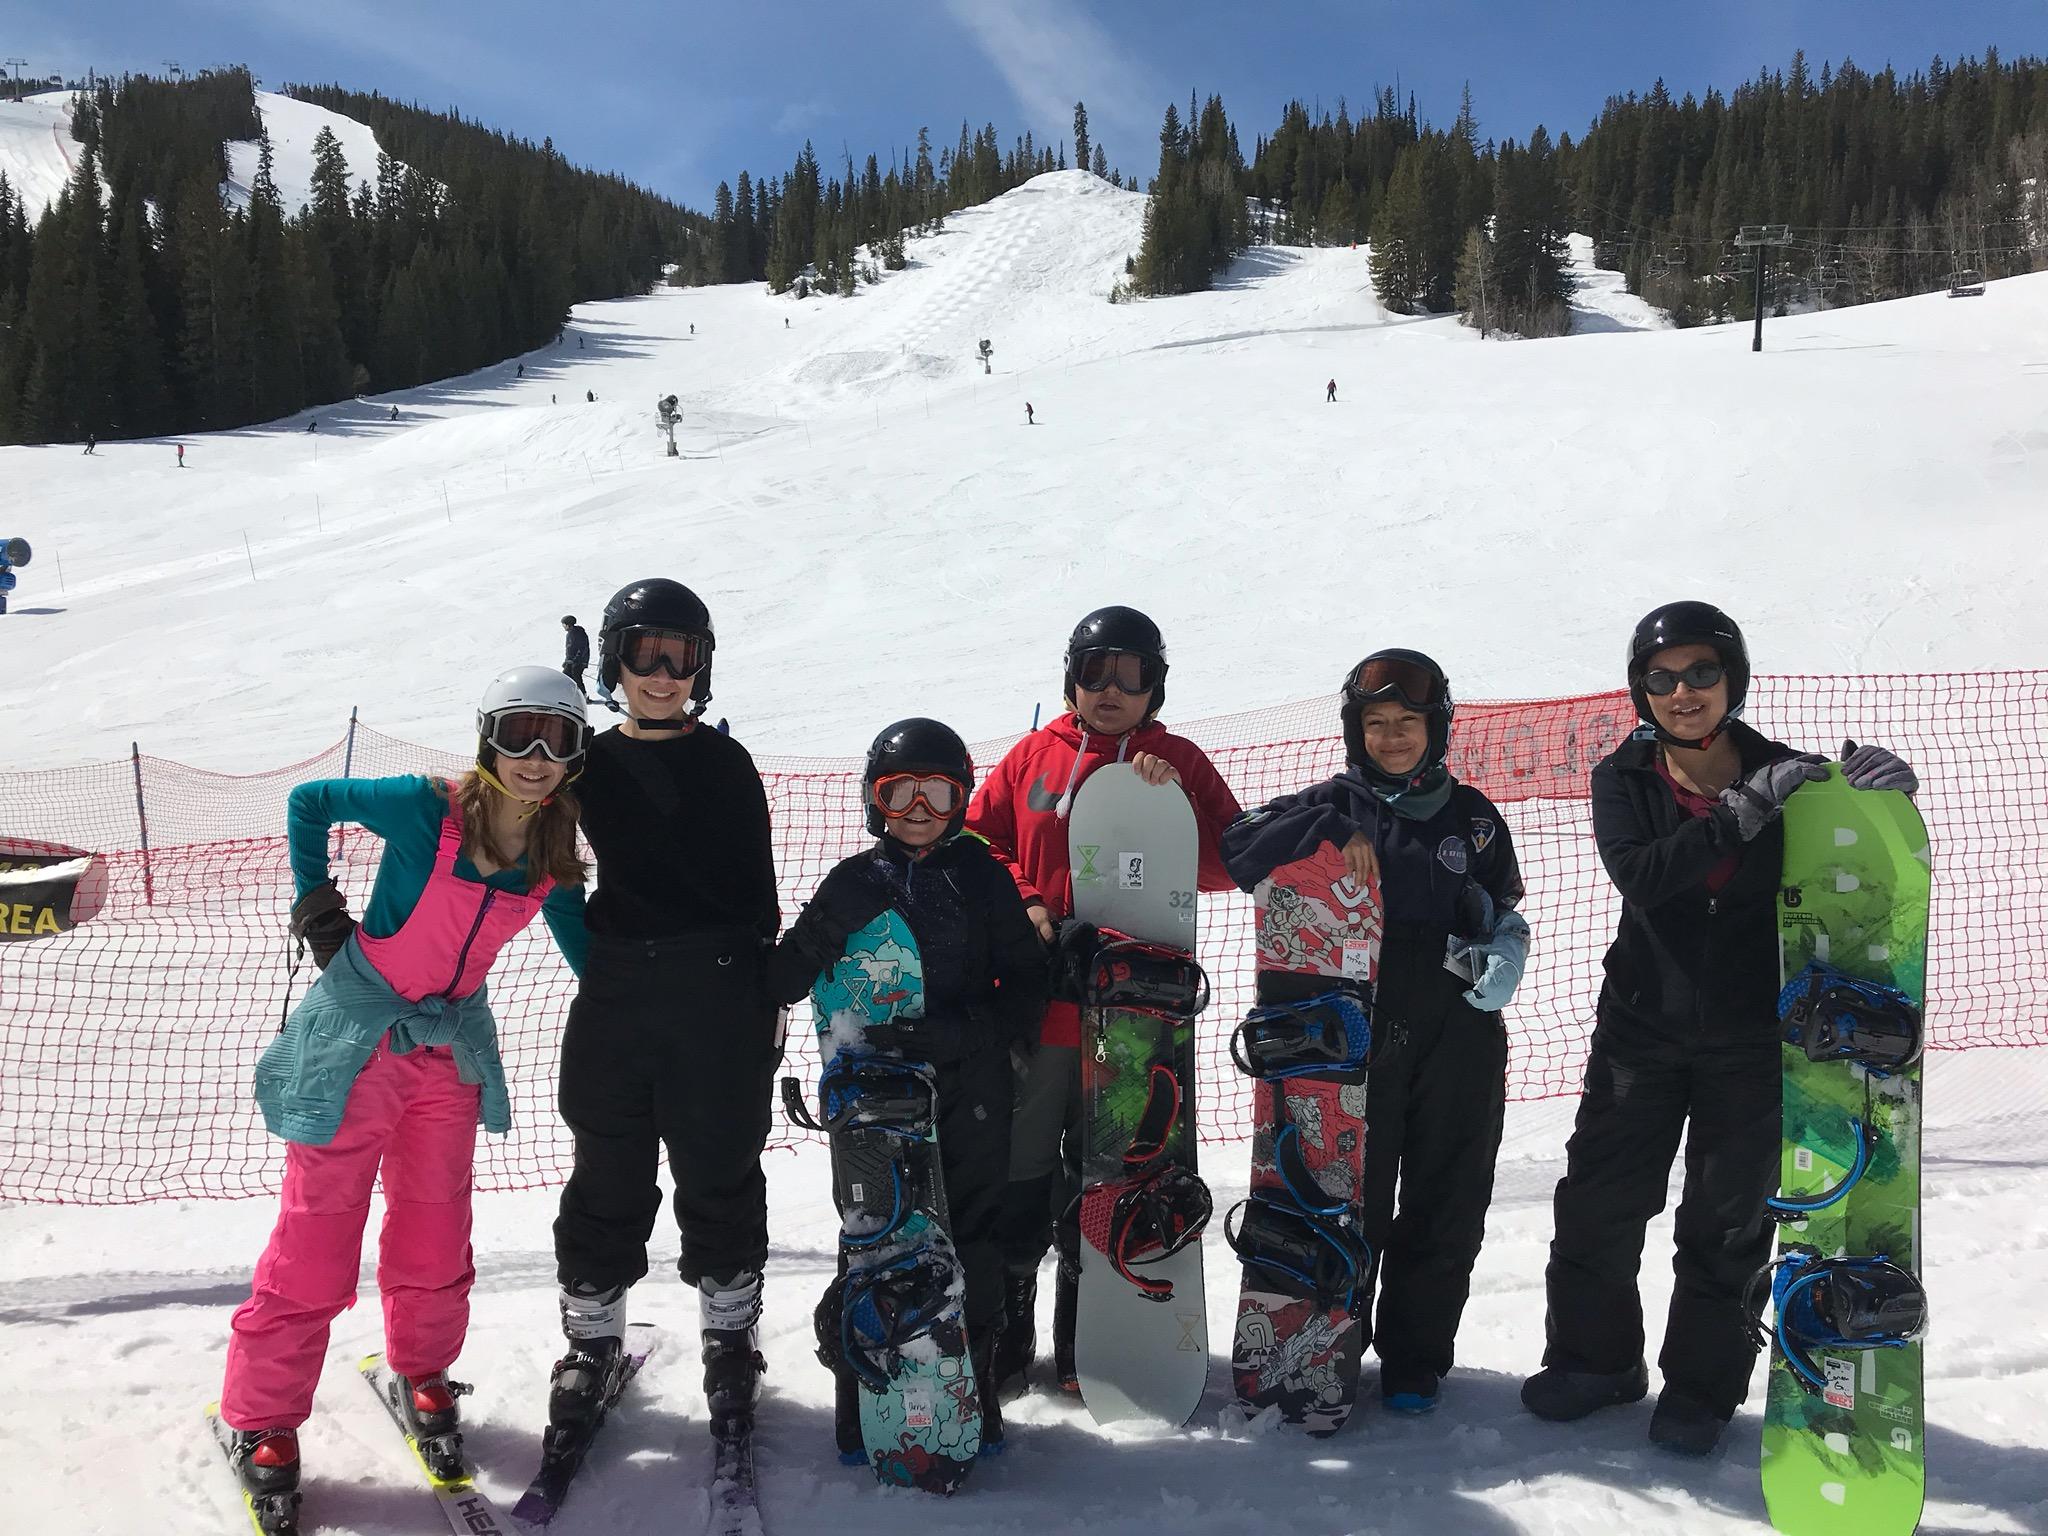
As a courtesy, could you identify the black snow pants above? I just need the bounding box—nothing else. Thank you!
[935,1044,1015,1337]
[1540,1023,1780,1416]
[1357,930,1509,1377]
[553,929,780,1291]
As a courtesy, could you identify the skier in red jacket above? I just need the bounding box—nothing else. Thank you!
[967,605,1241,1395]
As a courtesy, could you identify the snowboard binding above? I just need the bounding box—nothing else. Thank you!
[1224,1190,1373,1311]
[1230,990,1372,1081]
[1076,1162,1214,1302]
[1777,962,1924,1073]
[781,1053,940,1246]
[1054,919,1211,1023]
[840,1239,966,1391]
[1746,1252,1928,1396]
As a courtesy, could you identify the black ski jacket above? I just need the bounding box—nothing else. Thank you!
[563,624,590,670]
[1589,720,1796,1047]
[766,832,1049,1061]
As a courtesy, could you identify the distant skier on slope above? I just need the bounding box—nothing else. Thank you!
[1327,379,1337,403]
[215,668,590,1523]
[561,615,589,693]
[1521,602,1918,1454]
[1025,402,1034,425]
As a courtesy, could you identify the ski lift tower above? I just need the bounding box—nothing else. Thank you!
[1734,225,1791,351]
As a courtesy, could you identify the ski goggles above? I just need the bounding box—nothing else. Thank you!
[1070,648,1162,695]
[871,773,965,819]
[1641,660,1725,696]
[483,709,588,764]
[1344,655,1445,710]
[617,626,710,680]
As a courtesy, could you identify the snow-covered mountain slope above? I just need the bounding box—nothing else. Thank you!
[3,173,2043,773]
[0,87,399,220]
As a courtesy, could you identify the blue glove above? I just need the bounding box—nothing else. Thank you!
[1840,739,1918,794]
[1450,907,1530,1013]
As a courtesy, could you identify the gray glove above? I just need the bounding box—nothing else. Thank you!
[1841,739,1918,794]
[1719,754,1829,841]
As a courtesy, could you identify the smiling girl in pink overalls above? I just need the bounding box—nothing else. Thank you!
[215,667,591,1522]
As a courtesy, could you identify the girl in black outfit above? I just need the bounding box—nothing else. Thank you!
[1223,650,1529,1415]
[1522,601,1919,1454]
[767,719,1049,1455]
[548,578,782,1438]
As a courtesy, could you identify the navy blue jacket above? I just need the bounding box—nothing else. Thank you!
[767,832,1048,1060]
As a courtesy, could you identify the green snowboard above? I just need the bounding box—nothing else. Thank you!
[1763,765,1929,1536]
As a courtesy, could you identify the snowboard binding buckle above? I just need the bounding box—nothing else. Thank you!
[1746,1252,1928,1396]
[840,1239,964,1391]
[1777,963,1924,1073]
[1230,991,1372,1081]
[781,1052,938,1137]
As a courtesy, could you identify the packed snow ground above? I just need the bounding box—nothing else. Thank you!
[3,164,2047,1534]
[2,1051,2041,1536]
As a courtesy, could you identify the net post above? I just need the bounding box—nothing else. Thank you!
[130,741,154,907]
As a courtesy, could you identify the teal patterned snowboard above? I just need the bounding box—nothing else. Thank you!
[808,910,982,1493]
[1763,766,1929,1536]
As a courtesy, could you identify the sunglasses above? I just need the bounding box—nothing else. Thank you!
[484,710,588,764]
[1642,660,1726,696]
[1071,648,1162,695]
[1344,655,1445,710]
[872,774,965,820]
[618,627,710,680]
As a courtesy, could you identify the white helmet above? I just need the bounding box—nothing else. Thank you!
[476,665,590,769]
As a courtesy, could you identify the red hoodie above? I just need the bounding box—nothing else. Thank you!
[966,713,1242,1046]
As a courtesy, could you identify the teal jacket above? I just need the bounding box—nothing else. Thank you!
[253,934,513,1144]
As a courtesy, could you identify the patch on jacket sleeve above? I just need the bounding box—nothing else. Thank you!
[1470,817,1496,855]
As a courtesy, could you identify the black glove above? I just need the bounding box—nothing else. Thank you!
[766,875,892,1006]
[289,881,356,970]
[1841,739,1919,794]
[1719,755,1829,842]
[1045,918,1103,1005]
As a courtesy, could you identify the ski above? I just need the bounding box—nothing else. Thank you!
[359,1354,518,1536]
[705,1414,762,1536]
[511,1322,661,1527]
[204,1403,302,1536]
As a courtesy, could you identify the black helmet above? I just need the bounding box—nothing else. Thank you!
[863,718,975,837]
[1064,605,1167,718]
[1340,648,1454,792]
[598,578,715,713]
[561,614,576,627]
[1627,601,1748,747]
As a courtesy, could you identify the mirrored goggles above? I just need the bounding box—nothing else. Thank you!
[485,709,588,764]
[619,627,710,680]
[1345,655,1446,711]
[1070,648,1162,695]
[1642,660,1725,696]
[872,773,965,820]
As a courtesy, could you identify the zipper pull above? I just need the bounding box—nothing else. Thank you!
[1094,1019,1107,1063]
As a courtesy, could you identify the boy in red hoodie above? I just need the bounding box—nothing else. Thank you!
[967,605,1242,1393]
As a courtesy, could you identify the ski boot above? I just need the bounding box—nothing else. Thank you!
[224,1425,303,1534]
[549,1280,628,1434]
[990,1270,1037,1395]
[391,1370,471,1480]
[701,1270,765,1431]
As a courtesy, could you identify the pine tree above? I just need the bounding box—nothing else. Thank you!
[1073,102,1091,171]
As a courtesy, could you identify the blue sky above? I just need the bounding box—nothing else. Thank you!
[6,1,2046,209]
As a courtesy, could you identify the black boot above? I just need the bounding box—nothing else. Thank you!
[991,1271,1038,1395]
[833,1365,865,1464]
[225,1426,301,1500]
[701,1270,765,1430]
[392,1371,469,1477]
[549,1337,624,1429]
[1520,1360,1650,1422]
[970,1327,1006,1455]
[1649,1385,1731,1455]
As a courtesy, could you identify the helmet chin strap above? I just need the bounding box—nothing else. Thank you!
[598,679,699,732]
[476,752,580,818]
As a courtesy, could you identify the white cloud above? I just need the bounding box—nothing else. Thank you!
[940,0,1157,170]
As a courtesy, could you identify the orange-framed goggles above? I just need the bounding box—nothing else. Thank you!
[871,773,966,820]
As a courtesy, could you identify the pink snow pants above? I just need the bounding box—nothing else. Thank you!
[220,1039,480,1430]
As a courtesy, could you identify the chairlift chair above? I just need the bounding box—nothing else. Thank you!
[1948,269,1986,298]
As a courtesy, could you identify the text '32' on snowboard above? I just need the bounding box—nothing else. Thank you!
[1227,840,1379,1437]
[1757,764,1929,1536]
[784,908,983,1493]
[1065,764,1213,1428]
